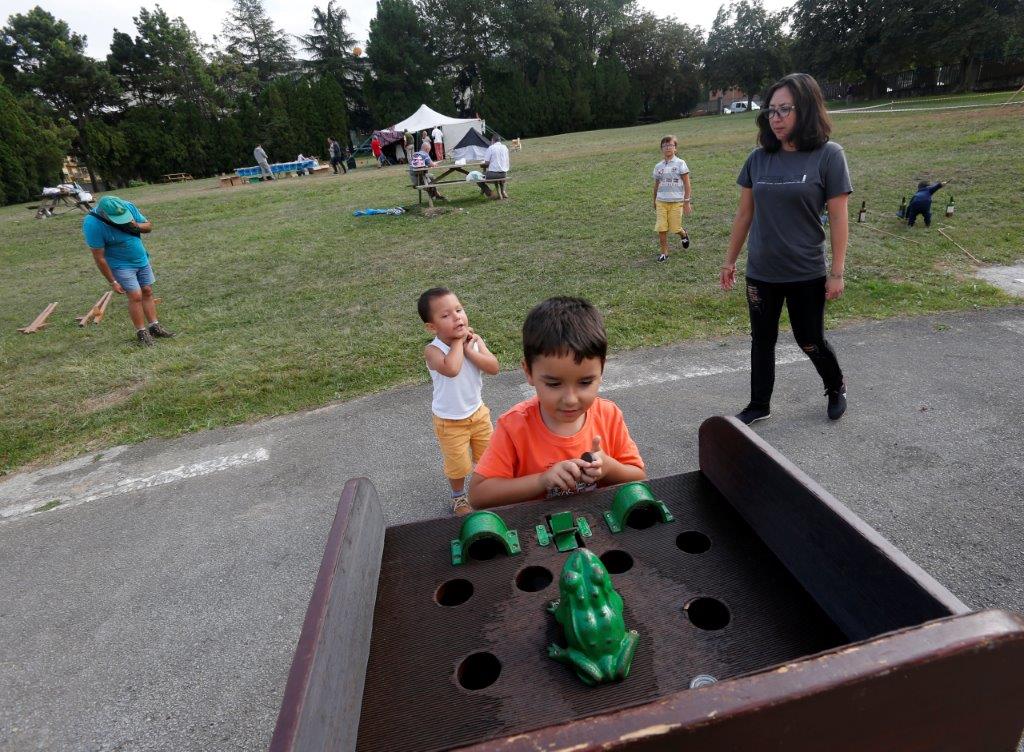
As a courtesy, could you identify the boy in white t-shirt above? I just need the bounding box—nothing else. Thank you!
[652,134,693,262]
[418,287,500,514]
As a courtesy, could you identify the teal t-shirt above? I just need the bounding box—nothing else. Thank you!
[82,202,149,269]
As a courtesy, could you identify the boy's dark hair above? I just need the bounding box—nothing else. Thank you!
[756,72,832,153]
[522,297,607,369]
[660,135,677,147]
[417,287,452,322]
[917,181,929,191]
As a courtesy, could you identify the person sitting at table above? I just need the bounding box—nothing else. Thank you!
[479,133,510,200]
[409,146,446,201]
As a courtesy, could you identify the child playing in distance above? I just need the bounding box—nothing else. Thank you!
[468,297,646,508]
[653,135,693,262]
[906,179,948,228]
[419,287,500,515]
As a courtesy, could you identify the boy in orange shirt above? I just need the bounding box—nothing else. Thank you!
[469,297,646,508]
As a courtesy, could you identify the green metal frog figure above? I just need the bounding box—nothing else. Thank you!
[547,548,639,686]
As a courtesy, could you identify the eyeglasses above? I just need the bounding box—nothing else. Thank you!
[766,105,796,120]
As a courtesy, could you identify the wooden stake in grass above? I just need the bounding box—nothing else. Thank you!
[856,222,924,245]
[76,291,113,326]
[937,227,983,265]
[18,302,59,333]
[93,291,113,323]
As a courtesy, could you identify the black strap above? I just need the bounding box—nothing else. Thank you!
[89,210,141,237]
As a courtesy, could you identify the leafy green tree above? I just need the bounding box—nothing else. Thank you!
[931,0,1020,89]
[299,1,367,133]
[108,6,215,110]
[611,12,704,120]
[364,0,436,125]
[791,0,909,98]
[705,0,789,109]
[2,7,121,190]
[0,77,71,203]
[314,74,351,149]
[221,0,294,84]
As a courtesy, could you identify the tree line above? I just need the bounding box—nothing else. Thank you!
[1,0,1021,204]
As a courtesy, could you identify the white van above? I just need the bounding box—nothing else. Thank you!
[723,101,760,114]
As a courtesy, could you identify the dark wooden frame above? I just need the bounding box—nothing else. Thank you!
[268,478,385,752]
[271,418,1024,752]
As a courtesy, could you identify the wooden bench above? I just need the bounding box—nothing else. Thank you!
[162,173,194,183]
[411,177,510,207]
[219,175,246,188]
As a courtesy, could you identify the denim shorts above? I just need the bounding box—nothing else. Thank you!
[111,264,155,292]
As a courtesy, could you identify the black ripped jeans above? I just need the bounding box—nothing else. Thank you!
[745,276,844,409]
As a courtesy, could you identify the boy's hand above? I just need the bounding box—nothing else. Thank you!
[540,460,585,493]
[683,202,693,216]
[580,436,605,484]
[111,281,125,294]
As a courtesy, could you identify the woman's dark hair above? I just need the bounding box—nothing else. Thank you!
[756,73,832,153]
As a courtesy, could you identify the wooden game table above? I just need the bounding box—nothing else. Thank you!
[270,417,1024,752]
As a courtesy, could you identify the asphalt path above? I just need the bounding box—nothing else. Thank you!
[2,307,1023,751]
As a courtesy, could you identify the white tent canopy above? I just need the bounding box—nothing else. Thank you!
[392,104,477,132]
[391,104,484,155]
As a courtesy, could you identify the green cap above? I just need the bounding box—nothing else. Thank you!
[96,196,134,224]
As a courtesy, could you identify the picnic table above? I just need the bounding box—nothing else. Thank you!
[161,173,193,183]
[409,160,508,208]
[34,190,93,218]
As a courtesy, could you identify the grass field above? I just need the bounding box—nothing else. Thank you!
[1,94,1021,475]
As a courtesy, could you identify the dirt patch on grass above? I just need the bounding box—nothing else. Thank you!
[81,383,144,413]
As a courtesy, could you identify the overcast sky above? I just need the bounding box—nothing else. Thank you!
[2,0,792,61]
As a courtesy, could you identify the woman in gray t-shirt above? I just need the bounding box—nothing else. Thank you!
[719,73,851,424]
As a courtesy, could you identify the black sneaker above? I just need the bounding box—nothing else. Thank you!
[136,329,155,347]
[826,384,847,420]
[679,230,691,249]
[736,404,771,425]
[148,323,175,338]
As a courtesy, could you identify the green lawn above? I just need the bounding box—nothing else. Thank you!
[1,95,1021,475]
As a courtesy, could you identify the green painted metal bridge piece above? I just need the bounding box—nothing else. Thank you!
[547,548,639,685]
[450,510,521,566]
[535,510,592,552]
[603,481,673,533]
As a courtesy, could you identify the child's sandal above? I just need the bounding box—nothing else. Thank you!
[452,495,473,516]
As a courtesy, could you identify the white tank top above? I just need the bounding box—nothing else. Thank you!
[427,337,483,419]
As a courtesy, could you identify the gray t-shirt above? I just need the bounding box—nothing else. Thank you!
[737,141,852,283]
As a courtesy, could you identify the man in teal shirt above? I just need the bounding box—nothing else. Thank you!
[83,195,174,346]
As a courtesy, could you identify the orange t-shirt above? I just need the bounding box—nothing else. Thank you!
[474,396,644,499]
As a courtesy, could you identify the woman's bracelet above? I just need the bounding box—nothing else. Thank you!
[828,272,844,280]
[721,263,736,271]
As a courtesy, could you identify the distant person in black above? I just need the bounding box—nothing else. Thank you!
[906,180,948,227]
[328,138,347,174]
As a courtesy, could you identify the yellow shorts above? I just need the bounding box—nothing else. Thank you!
[655,200,684,234]
[432,404,493,480]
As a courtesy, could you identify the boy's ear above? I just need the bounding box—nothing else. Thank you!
[424,321,437,335]
[521,358,534,385]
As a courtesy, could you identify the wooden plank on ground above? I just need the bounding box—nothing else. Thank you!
[19,302,59,333]
[77,291,113,326]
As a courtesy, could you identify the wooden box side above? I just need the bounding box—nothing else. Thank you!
[698,415,968,639]
[460,609,1024,752]
[269,478,385,752]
